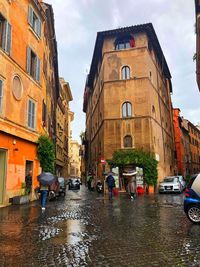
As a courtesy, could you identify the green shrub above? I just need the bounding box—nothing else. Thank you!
[107,149,158,186]
[37,135,55,173]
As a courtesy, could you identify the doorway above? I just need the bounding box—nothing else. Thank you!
[0,150,7,204]
[25,160,33,176]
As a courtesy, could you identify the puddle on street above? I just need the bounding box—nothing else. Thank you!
[44,219,86,246]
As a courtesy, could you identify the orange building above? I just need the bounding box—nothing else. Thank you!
[0,0,58,205]
[83,24,175,184]
[173,108,200,177]
[173,109,190,177]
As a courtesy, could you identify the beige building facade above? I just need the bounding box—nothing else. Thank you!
[69,140,81,177]
[55,78,73,178]
[83,24,175,184]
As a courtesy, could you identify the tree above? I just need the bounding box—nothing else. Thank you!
[37,135,55,173]
[107,149,158,186]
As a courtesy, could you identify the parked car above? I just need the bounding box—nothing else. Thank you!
[184,173,200,224]
[68,178,81,190]
[159,176,183,193]
[58,177,66,196]
[177,175,186,190]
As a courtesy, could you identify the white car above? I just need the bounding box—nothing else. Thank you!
[159,176,183,193]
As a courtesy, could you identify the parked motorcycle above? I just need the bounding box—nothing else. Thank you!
[96,181,103,193]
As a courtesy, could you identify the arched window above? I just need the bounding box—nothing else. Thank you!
[122,66,130,80]
[122,102,132,117]
[124,135,132,148]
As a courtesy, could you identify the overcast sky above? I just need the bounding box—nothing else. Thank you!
[46,0,200,142]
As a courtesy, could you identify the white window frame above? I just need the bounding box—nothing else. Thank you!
[122,102,132,118]
[122,66,131,80]
[27,99,36,130]
[28,6,41,38]
[26,46,41,83]
[123,135,133,148]
[0,13,12,55]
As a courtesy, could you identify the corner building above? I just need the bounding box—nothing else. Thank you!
[83,24,175,183]
[0,0,58,205]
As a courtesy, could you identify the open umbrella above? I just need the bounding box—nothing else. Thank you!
[37,172,56,186]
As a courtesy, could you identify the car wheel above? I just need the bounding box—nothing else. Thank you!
[187,205,200,224]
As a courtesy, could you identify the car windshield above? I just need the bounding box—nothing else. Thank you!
[163,177,176,183]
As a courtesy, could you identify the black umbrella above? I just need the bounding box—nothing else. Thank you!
[37,172,56,186]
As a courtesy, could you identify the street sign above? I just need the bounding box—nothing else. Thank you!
[100,158,106,165]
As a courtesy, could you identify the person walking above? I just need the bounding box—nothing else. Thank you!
[106,173,115,200]
[39,183,49,210]
[87,173,92,190]
[128,176,137,199]
[25,170,32,195]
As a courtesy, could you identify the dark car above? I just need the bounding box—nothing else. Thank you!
[184,173,200,224]
[68,178,81,190]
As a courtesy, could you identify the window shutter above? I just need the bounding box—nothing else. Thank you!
[28,6,33,26]
[28,100,32,127]
[36,19,41,37]
[2,21,7,51]
[5,22,12,54]
[31,101,35,129]
[26,47,31,74]
[35,56,40,82]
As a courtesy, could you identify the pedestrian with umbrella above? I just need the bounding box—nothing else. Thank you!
[37,172,56,210]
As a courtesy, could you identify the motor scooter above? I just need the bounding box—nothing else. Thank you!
[96,181,103,193]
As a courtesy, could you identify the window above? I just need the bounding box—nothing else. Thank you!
[122,66,130,80]
[115,36,135,50]
[122,102,132,117]
[0,79,3,114]
[124,135,132,148]
[42,100,46,126]
[28,6,41,37]
[28,99,36,129]
[27,47,41,82]
[12,76,23,100]
[0,13,11,54]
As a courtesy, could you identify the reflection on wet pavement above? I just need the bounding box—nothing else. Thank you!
[0,188,200,266]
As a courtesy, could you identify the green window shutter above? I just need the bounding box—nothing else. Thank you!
[35,56,40,82]
[26,47,31,74]
[28,6,33,26]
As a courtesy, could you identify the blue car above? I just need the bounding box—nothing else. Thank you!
[184,173,200,224]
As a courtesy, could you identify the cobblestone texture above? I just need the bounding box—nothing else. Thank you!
[0,188,200,267]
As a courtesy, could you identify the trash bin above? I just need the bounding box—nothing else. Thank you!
[137,186,144,195]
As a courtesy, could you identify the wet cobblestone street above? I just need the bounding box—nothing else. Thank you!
[0,187,200,267]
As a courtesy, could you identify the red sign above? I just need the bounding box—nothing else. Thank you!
[100,158,106,165]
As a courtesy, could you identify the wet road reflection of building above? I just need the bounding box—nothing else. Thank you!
[0,188,200,266]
